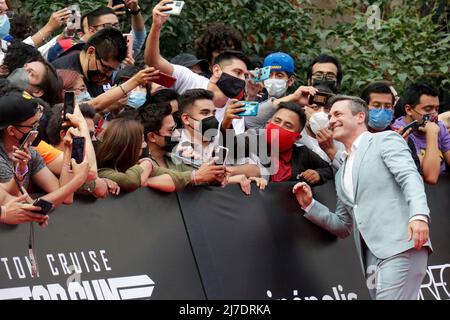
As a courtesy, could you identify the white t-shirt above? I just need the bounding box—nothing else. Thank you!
[171,64,246,135]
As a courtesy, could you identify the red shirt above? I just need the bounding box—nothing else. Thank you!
[270,149,293,182]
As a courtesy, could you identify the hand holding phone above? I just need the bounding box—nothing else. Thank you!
[71,137,86,164]
[308,91,333,107]
[164,1,185,15]
[249,67,271,83]
[236,102,259,116]
[66,5,81,30]
[32,198,53,215]
[64,91,75,121]
[19,130,38,150]
[123,33,134,58]
[212,146,229,165]
[400,120,419,135]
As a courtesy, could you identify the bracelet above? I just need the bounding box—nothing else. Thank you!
[119,84,127,97]
[191,170,198,185]
[38,30,48,43]
[81,179,97,193]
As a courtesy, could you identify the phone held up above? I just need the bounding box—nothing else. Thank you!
[19,129,38,150]
[308,91,333,107]
[71,136,86,164]
[63,91,75,121]
[164,1,185,15]
[236,102,259,116]
[152,72,177,88]
[249,66,271,83]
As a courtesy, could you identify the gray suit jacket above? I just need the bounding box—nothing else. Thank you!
[304,131,432,263]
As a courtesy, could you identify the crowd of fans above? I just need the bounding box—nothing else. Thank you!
[0,0,449,225]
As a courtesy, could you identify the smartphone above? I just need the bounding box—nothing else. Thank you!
[63,91,75,121]
[249,66,271,83]
[19,130,38,150]
[401,120,419,134]
[212,146,229,165]
[66,5,81,30]
[33,198,53,215]
[308,91,333,107]
[112,0,125,6]
[171,153,202,169]
[123,33,134,58]
[165,1,185,15]
[153,72,177,88]
[71,136,85,164]
[236,101,259,116]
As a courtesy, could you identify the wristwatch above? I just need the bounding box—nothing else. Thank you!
[129,7,141,15]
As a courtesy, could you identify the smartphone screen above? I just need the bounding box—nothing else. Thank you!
[64,91,75,121]
[71,137,85,164]
[236,102,259,116]
[123,33,133,57]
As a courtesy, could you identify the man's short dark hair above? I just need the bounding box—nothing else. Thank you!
[46,103,96,146]
[307,54,343,86]
[195,23,243,64]
[360,81,395,105]
[328,95,369,127]
[275,102,307,130]
[1,41,41,77]
[147,88,179,105]
[87,6,116,27]
[136,102,172,137]
[179,89,214,114]
[83,27,127,62]
[403,82,439,109]
[213,50,250,70]
[9,13,36,41]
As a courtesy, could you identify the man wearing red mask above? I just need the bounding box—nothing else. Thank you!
[265,102,333,184]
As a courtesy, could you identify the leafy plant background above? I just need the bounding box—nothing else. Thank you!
[12,0,450,99]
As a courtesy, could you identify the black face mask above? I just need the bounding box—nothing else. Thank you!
[312,79,338,94]
[215,72,246,99]
[189,115,219,141]
[87,55,110,85]
[157,135,179,153]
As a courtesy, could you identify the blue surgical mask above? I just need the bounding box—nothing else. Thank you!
[0,14,10,40]
[368,108,393,131]
[127,91,147,109]
[76,91,92,103]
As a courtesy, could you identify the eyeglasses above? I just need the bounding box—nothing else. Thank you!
[91,22,121,30]
[96,53,117,73]
[312,72,337,82]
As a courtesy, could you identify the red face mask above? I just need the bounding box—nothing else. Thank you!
[266,122,301,152]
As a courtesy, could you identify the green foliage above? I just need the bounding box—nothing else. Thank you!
[15,0,450,95]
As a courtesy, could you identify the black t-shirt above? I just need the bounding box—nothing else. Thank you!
[52,53,106,98]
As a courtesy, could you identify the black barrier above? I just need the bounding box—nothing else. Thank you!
[0,191,205,300]
[0,177,449,300]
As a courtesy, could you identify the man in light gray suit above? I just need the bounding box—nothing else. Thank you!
[293,95,432,300]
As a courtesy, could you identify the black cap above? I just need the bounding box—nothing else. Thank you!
[0,91,46,130]
[170,53,209,72]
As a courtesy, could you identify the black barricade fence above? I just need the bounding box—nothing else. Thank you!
[0,177,449,300]
[0,192,205,300]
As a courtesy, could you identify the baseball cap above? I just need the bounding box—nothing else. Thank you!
[0,91,45,130]
[171,53,209,73]
[263,52,295,74]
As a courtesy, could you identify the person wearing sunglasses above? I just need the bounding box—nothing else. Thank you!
[52,27,127,98]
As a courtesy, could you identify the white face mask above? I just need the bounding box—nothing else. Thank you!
[263,78,287,98]
[309,111,329,135]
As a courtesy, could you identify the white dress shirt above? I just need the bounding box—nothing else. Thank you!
[302,131,428,224]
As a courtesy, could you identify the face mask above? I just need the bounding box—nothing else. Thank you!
[368,108,393,131]
[158,135,179,153]
[87,54,109,85]
[7,67,29,91]
[215,72,246,99]
[264,78,287,98]
[0,14,10,40]
[127,91,147,109]
[190,115,219,141]
[312,79,338,94]
[266,122,300,152]
[309,111,330,135]
[76,91,92,103]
